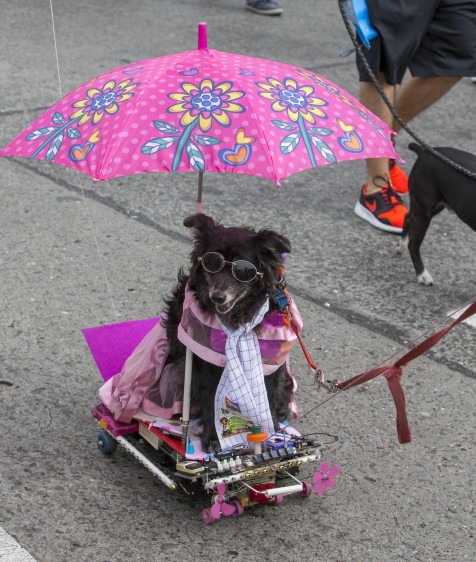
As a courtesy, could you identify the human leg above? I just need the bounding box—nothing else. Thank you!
[359,75,395,192]
[355,74,408,233]
[356,73,462,232]
[392,76,462,132]
[362,73,460,185]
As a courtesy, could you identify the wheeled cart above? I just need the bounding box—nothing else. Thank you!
[90,345,336,524]
[93,401,326,523]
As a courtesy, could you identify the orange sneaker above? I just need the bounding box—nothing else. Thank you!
[354,181,408,233]
[389,159,408,194]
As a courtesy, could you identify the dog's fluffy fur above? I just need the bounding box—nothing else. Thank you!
[398,143,476,285]
[163,214,293,451]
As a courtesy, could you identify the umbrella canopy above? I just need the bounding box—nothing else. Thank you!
[0,23,400,186]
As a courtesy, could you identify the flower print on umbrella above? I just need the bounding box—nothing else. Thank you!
[28,78,139,161]
[256,77,336,168]
[257,77,327,124]
[70,79,138,126]
[169,78,245,131]
[142,78,246,172]
[298,69,389,141]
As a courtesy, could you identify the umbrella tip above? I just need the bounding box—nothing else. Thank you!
[198,22,208,50]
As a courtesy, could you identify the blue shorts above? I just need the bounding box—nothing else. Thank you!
[357,0,476,85]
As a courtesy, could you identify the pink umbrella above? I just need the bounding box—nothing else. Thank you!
[0,23,400,207]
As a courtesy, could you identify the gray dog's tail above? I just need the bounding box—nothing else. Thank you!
[408,142,424,155]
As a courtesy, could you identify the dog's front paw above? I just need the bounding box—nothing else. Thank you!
[202,438,222,454]
[273,408,290,430]
[417,269,434,285]
[188,418,204,436]
[200,424,221,453]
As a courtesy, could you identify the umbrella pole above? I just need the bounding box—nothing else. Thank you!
[195,172,203,214]
[181,347,193,445]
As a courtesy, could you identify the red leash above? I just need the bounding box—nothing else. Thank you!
[336,299,476,443]
[282,283,476,444]
[276,283,319,371]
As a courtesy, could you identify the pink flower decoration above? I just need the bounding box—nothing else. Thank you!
[210,482,236,518]
[313,461,340,496]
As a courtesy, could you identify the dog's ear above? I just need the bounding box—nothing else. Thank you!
[183,213,219,239]
[256,229,291,256]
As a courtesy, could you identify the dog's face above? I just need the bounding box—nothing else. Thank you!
[184,214,291,329]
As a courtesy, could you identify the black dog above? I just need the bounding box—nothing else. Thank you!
[162,214,293,452]
[398,143,476,285]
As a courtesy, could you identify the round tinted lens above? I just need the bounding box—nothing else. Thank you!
[233,260,257,282]
[202,252,224,272]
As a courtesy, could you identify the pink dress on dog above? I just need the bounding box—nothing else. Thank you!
[99,287,302,429]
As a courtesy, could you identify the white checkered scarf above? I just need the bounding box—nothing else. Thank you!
[214,298,274,450]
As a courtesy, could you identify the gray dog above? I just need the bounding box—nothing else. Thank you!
[398,143,476,285]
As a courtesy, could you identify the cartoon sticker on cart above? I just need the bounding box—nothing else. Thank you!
[219,396,253,438]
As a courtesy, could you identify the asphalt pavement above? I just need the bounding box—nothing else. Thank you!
[0,1,475,561]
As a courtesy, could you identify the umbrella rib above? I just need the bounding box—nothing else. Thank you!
[251,104,281,185]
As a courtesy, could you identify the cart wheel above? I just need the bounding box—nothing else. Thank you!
[300,482,313,497]
[201,508,216,525]
[271,495,284,506]
[97,430,117,455]
[230,500,244,517]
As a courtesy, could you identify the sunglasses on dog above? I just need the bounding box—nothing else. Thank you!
[198,252,263,283]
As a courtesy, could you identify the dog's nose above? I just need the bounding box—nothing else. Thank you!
[210,290,227,304]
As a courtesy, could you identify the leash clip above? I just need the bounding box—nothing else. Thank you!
[314,368,339,393]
